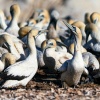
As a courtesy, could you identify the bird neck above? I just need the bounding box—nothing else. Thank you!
[0,17,7,29]
[8,15,18,28]
[74,36,82,53]
[28,32,36,55]
[73,38,83,61]
[81,29,86,39]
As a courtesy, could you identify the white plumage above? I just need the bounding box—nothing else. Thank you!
[0,29,38,88]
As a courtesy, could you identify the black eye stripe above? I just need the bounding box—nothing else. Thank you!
[50,43,53,45]
[41,15,44,17]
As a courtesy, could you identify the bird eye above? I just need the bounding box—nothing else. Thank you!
[38,31,41,35]
[49,43,53,45]
[31,23,33,24]
[41,15,44,17]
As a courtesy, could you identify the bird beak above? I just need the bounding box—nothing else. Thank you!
[56,41,68,48]
[35,16,43,21]
[40,30,48,33]
[35,16,43,20]
[35,30,48,39]
[36,9,42,13]
[63,20,77,36]
[63,20,78,44]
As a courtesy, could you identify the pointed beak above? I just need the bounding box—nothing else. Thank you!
[63,20,78,44]
[35,16,43,21]
[35,30,48,39]
[40,30,48,33]
[56,41,68,48]
[35,14,44,22]
[63,20,77,36]
[36,9,42,13]
[63,20,74,30]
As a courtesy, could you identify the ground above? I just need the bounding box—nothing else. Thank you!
[0,68,100,99]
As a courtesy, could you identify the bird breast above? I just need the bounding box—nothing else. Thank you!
[35,33,46,48]
[72,51,84,71]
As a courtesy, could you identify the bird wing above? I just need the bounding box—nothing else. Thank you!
[2,60,37,80]
[57,60,69,73]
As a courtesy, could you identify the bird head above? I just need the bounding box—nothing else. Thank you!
[10,4,20,19]
[90,12,100,23]
[27,18,36,27]
[36,9,50,23]
[63,20,82,44]
[46,39,57,48]
[18,26,32,38]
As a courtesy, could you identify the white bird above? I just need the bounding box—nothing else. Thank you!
[0,33,25,60]
[5,4,20,37]
[69,43,99,79]
[0,53,16,72]
[34,9,50,48]
[60,21,85,87]
[43,39,72,71]
[82,52,99,71]
[0,29,40,88]
[35,9,50,30]
[85,23,100,58]
[0,47,8,58]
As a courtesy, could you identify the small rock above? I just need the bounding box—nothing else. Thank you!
[77,91,83,96]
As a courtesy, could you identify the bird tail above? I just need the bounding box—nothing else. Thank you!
[1,80,22,88]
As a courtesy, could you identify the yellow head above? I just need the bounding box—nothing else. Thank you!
[10,4,20,19]
[46,39,57,48]
[72,21,86,30]
[36,9,50,23]
[18,26,32,38]
[90,12,100,23]
[27,18,36,26]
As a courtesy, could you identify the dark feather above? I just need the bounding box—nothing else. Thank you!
[0,71,29,81]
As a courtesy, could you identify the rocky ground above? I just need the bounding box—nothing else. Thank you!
[0,68,100,99]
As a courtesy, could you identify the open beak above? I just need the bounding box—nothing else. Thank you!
[56,41,68,48]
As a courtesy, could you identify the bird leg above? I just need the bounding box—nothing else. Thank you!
[62,81,68,89]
